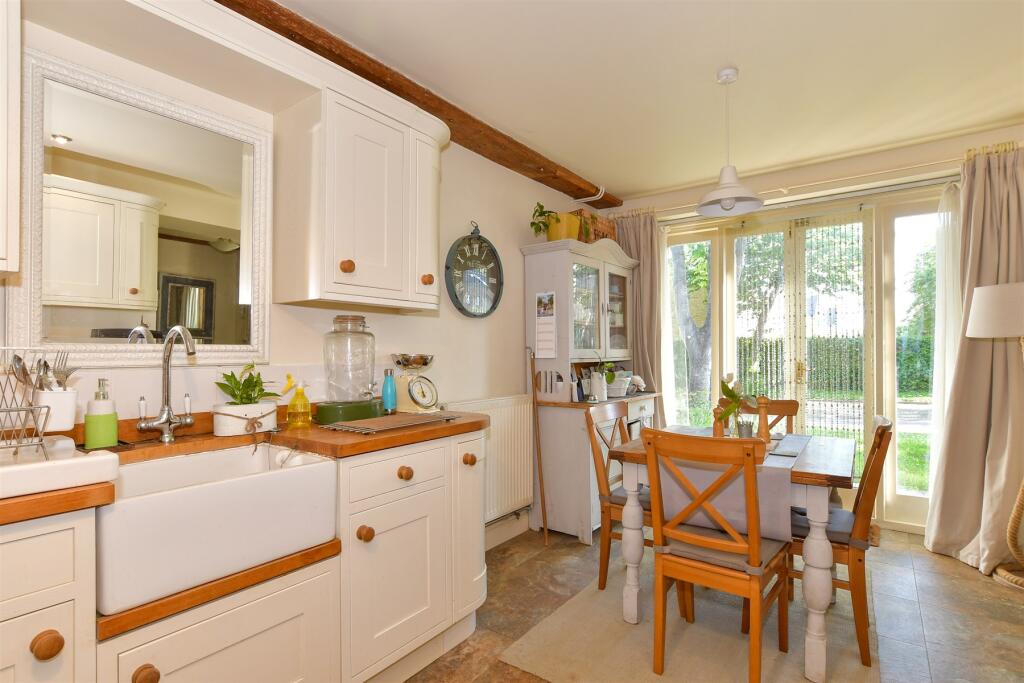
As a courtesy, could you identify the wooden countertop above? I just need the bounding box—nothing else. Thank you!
[271,412,490,458]
[0,482,115,526]
[536,392,660,410]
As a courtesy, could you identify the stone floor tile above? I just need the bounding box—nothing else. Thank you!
[870,544,915,569]
[473,660,547,682]
[878,634,931,683]
[871,562,918,601]
[873,594,926,645]
[408,628,513,683]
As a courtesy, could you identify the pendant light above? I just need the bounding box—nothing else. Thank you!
[697,66,763,217]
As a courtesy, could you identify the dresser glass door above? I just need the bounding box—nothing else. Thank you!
[607,267,629,354]
[571,260,602,354]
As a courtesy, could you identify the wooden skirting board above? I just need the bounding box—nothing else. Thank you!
[97,538,342,641]
[212,0,622,208]
[0,482,115,526]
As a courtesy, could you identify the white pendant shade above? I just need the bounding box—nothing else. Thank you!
[696,165,763,217]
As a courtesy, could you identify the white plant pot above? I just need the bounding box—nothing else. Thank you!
[591,374,608,402]
[212,401,278,437]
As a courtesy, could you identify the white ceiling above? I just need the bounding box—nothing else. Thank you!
[44,80,247,197]
[277,0,1024,198]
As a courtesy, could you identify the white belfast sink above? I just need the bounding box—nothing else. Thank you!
[96,443,336,615]
[0,436,119,499]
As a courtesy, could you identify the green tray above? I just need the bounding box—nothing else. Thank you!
[314,399,385,425]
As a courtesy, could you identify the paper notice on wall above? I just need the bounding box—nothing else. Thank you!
[535,292,557,358]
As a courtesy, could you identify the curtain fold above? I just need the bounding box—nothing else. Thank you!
[928,182,962,493]
[614,210,666,427]
[925,148,1024,574]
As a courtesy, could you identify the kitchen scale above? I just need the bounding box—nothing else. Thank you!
[391,354,440,413]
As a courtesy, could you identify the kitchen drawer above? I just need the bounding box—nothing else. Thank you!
[0,600,75,681]
[109,570,336,683]
[347,443,445,503]
[0,522,76,607]
[627,398,655,423]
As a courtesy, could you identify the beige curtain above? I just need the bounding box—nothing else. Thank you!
[925,148,1024,574]
[614,209,665,427]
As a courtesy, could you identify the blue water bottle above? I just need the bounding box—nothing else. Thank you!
[382,369,397,414]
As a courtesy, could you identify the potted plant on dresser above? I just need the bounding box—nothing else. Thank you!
[531,202,592,242]
[212,363,280,436]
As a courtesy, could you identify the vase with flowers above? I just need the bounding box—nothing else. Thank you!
[717,374,756,437]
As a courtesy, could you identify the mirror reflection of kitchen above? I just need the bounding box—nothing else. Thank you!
[40,80,252,345]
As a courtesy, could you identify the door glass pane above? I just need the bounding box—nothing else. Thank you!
[804,217,866,474]
[734,232,787,399]
[608,272,628,350]
[894,213,938,496]
[667,241,713,426]
[571,262,601,351]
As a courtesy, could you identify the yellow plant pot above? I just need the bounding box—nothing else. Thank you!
[546,213,580,241]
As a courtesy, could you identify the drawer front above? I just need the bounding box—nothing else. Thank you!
[114,572,336,683]
[348,487,450,675]
[347,443,445,503]
[627,398,655,423]
[0,600,75,681]
[0,526,75,606]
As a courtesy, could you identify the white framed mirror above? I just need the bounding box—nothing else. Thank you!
[7,50,271,366]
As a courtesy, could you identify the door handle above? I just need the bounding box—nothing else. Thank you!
[795,360,807,385]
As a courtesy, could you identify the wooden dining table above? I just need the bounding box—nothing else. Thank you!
[608,425,856,683]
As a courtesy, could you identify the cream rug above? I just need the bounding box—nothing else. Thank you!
[500,559,879,682]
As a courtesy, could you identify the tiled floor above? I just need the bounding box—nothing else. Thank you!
[410,528,1024,683]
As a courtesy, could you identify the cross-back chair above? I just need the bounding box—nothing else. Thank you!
[788,416,893,667]
[585,402,653,590]
[717,396,800,435]
[643,428,789,682]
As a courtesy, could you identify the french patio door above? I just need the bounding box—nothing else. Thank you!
[725,210,874,471]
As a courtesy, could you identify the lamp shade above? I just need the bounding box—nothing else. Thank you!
[696,165,763,217]
[966,282,1024,338]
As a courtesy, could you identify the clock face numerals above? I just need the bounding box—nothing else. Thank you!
[408,376,438,408]
[445,230,504,318]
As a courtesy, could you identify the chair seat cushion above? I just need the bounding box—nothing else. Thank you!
[664,524,788,575]
[791,507,866,548]
[602,486,651,510]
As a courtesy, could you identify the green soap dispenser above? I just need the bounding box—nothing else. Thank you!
[84,378,118,449]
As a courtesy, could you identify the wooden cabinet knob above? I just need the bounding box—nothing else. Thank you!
[339,259,356,273]
[128,287,139,295]
[462,453,478,466]
[397,465,414,481]
[356,525,375,542]
[29,629,64,661]
[421,273,435,285]
[132,664,161,683]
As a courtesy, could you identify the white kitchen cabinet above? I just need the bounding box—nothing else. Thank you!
[338,431,486,682]
[0,509,98,682]
[273,88,449,311]
[41,177,162,310]
[98,559,340,683]
[452,435,487,620]
[0,0,19,274]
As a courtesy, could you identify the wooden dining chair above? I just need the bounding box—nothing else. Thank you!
[787,416,893,667]
[643,428,789,682]
[585,402,653,590]
[718,396,800,435]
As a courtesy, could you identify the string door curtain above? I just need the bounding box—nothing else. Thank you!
[926,146,1024,574]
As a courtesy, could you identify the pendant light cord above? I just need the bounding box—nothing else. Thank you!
[725,81,731,167]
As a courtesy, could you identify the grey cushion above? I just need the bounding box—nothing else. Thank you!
[664,524,788,575]
[602,486,651,510]
[791,508,866,548]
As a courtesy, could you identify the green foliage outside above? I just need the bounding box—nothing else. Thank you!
[896,432,929,492]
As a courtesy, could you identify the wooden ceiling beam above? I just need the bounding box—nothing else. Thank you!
[213,0,623,209]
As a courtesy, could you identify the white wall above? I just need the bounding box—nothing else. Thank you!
[49,142,571,420]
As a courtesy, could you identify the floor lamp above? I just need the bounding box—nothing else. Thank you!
[966,282,1024,590]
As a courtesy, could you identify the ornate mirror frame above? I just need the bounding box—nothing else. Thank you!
[8,50,271,366]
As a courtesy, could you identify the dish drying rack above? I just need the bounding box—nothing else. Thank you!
[0,347,54,452]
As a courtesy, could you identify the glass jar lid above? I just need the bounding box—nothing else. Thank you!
[332,315,367,331]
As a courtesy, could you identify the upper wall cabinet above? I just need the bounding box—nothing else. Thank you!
[0,0,20,274]
[274,89,448,311]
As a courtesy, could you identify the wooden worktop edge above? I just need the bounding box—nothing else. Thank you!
[97,538,342,641]
[0,482,115,526]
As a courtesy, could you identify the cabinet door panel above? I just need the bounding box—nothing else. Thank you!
[0,600,75,682]
[0,0,19,273]
[348,487,449,675]
[570,256,603,357]
[453,437,487,619]
[119,205,158,309]
[43,191,118,303]
[411,134,440,301]
[606,263,631,359]
[326,93,407,295]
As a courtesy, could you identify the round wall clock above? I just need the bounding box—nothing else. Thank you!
[445,221,504,318]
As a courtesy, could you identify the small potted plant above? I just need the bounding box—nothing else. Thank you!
[213,363,281,436]
[717,374,756,437]
[589,358,617,402]
[531,202,582,242]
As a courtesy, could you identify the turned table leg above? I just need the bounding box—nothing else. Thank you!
[620,462,645,625]
[801,485,834,682]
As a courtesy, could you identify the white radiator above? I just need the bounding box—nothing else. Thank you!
[447,394,533,523]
